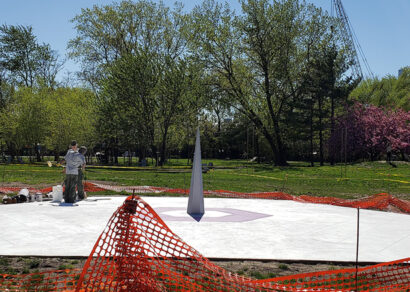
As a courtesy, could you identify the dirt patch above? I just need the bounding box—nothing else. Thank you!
[0,256,366,280]
[213,260,359,279]
[0,257,84,275]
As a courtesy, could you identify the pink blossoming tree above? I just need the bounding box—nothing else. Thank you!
[329,103,410,161]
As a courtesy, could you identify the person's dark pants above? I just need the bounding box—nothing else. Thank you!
[64,174,78,203]
[77,169,85,200]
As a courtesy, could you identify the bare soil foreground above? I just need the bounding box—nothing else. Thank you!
[0,256,364,280]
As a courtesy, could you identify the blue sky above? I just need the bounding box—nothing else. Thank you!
[1,0,409,80]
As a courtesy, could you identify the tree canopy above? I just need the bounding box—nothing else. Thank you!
[350,67,410,111]
[0,0,408,165]
[0,24,62,88]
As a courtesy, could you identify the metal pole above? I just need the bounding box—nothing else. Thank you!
[340,128,344,178]
[2,144,6,183]
[355,207,360,291]
[345,124,348,177]
[184,171,186,195]
[246,125,249,161]
[2,162,5,183]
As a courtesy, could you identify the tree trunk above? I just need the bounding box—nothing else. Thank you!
[113,138,119,165]
[159,130,168,167]
[0,75,3,109]
[255,131,260,163]
[329,91,335,165]
[35,144,41,162]
[128,149,132,166]
[7,142,16,162]
[54,150,60,162]
[272,119,288,166]
[151,145,158,167]
[29,147,32,163]
[262,62,288,166]
[318,95,324,166]
[215,110,221,134]
[310,100,314,167]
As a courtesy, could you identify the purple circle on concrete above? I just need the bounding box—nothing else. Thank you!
[155,207,271,222]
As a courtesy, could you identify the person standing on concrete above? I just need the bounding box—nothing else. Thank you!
[63,140,85,203]
[76,146,87,200]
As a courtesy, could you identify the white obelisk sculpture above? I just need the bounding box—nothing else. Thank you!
[187,127,204,216]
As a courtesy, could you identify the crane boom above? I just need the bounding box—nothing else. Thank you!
[332,0,373,80]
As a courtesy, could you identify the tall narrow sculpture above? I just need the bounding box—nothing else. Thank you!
[187,127,204,217]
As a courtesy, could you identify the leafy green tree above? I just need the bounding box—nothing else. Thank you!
[71,0,197,164]
[100,53,200,165]
[0,87,48,160]
[36,44,64,88]
[155,57,197,165]
[350,68,410,111]
[99,51,160,162]
[44,87,97,160]
[0,24,62,88]
[69,0,186,87]
[0,25,38,87]
[303,46,339,165]
[393,69,410,110]
[0,101,19,159]
[0,75,13,110]
[188,0,349,165]
[0,86,96,161]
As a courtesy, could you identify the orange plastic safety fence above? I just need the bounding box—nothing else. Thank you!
[0,269,81,291]
[0,187,43,194]
[1,182,409,214]
[73,196,410,291]
[257,257,410,291]
[75,196,258,291]
[0,182,106,195]
[0,196,409,291]
[38,182,107,194]
[2,183,409,215]
[89,182,410,214]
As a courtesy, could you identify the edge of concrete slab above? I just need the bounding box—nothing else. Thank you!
[0,254,383,266]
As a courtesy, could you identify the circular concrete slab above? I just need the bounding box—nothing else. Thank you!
[0,196,409,262]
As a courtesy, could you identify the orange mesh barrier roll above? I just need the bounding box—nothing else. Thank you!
[0,182,106,195]
[0,269,81,291]
[1,182,409,214]
[0,196,409,291]
[258,258,410,291]
[75,196,410,291]
[75,195,259,291]
[90,183,410,214]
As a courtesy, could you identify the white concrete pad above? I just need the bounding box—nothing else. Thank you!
[0,196,409,262]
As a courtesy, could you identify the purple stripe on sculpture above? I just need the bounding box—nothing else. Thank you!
[155,207,271,222]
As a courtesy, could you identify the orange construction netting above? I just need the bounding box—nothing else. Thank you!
[0,182,409,214]
[0,269,81,291]
[84,183,410,214]
[1,195,409,291]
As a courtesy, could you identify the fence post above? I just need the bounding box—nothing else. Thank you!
[355,207,360,291]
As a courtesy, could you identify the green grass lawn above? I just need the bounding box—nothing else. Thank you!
[0,160,408,199]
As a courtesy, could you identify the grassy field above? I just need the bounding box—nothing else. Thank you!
[0,160,408,199]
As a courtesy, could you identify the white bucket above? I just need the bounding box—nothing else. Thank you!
[34,192,43,202]
[18,188,29,197]
[51,185,63,202]
[17,188,30,202]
